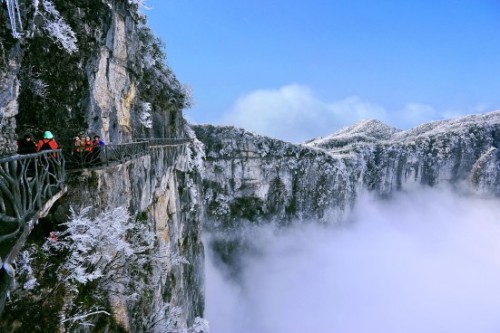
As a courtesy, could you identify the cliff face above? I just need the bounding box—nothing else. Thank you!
[0,7,21,154]
[1,139,206,332]
[194,125,359,226]
[308,113,500,196]
[0,60,19,154]
[194,111,500,228]
[1,0,188,149]
[3,1,500,331]
[193,112,500,277]
[0,1,205,331]
[84,1,187,143]
[61,140,205,331]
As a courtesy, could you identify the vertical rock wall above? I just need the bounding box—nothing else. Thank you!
[88,2,138,144]
[194,125,361,226]
[0,62,20,155]
[1,1,203,330]
[0,9,21,155]
[194,113,500,228]
[63,141,204,331]
[1,0,188,150]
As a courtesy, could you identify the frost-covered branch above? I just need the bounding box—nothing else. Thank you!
[21,66,49,98]
[137,24,193,110]
[181,84,194,109]
[189,317,210,333]
[61,310,110,324]
[128,0,150,9]
[15,248,38,290]
[38,206,158,329]
[44,206,155,289]
[3,0,23,38]
[139,101,153,128]
[36,0,78,53]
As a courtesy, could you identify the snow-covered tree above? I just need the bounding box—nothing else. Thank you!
[3,0,23,38]
[128,0,149,8]
[37,0,78,53]
[139,101,153,128]
[45,206,155,291]
[39,206,156,329]
[2,0,77,50]
[181,83,194,109]
[136,24,193,111]
[21,66,49,98]
[190,317,210,333]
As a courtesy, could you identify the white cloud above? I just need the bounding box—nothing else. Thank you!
[205,188,500,333]
[220,84,485,142]
[221,84,326,142]
[222,84,389,142]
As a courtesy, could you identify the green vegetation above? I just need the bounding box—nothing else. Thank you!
[229,197,264,222]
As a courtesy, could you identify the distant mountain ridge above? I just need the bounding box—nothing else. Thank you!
[194,110,500,276]
[305,119,401,150]
[305,119,401,147]
[306,111,500,151]
[194,110,500,227]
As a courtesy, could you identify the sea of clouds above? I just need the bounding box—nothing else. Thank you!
[205,188,500,333]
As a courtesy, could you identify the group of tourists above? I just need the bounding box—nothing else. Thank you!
[17,131,106,166]
[73,134,105,154]
[72,134,106,165]
[16,131,60,180]
[17,131,59,154]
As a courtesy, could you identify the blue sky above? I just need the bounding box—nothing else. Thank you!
[145,0,500,142]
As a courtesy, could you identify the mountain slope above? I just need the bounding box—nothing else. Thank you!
[195,111,500,227]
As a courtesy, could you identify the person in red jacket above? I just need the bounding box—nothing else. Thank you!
[73,136,82,154]
[36,131,59,152]
[82,135,94,165]
[82,136,93,153]
[36,131,59,184]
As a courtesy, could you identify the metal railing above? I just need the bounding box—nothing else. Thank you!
[0,138,189,222]
[0,138,189,241]
[0,150,65,251]
[63,141,150,170]
[136,138,192,146]
[0,137,193,313]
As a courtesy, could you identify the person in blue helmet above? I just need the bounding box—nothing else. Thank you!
[36,131,60,185]
[36,131,59,152]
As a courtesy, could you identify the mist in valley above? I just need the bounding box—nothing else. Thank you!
[205,188,500,333]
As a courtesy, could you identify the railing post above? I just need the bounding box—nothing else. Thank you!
[104,145,109,166]
[0,150,66,258]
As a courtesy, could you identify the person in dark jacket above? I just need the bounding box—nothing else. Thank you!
[17,133,37,154]
[91,135,105,165]
[93,135,105,148]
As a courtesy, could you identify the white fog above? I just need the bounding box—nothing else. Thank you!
[206,188,500,333]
